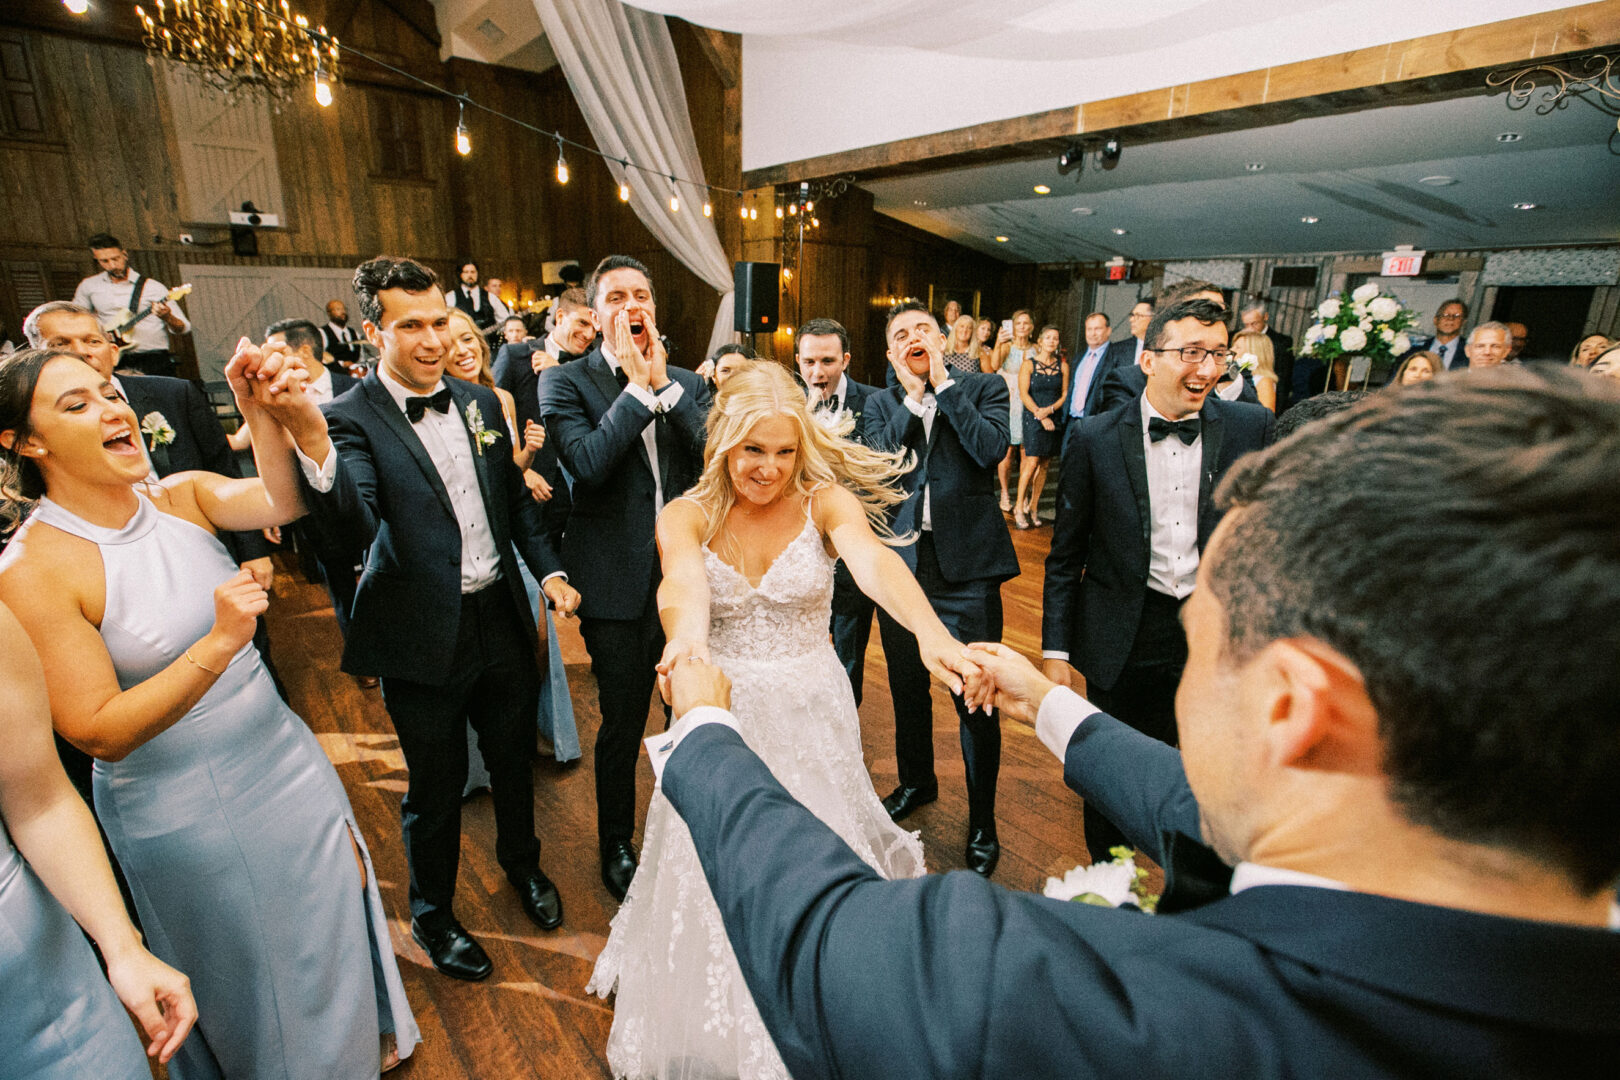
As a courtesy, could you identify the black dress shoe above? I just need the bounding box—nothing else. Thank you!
[965,826,1000,878]
[881,783,938,823]
[601,840,638,902]
[510,869,564,930]
[411,917,493,981]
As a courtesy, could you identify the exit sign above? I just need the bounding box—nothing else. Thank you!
[1381,250,1426,276]
[1105,262,1132,281]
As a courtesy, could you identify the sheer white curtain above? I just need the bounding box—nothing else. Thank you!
[532,0,735,357]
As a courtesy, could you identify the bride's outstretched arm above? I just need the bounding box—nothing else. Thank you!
[655,498,713,699]
[817,487,975,697]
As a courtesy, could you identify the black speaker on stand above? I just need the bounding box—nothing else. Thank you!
[733,262,780,350]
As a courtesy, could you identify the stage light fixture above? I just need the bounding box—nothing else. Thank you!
[1058,143,1083,169]
[1100,138,1122,169]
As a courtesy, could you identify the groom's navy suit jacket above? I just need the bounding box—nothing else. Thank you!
[663,717,1620,1080]
[862,373,1018,585]
[300,374,561,685]
[537,346,709,620]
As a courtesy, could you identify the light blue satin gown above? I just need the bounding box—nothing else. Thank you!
[21,495,420,1079]
[0,818,150,1078]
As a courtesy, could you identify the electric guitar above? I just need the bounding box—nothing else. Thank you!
[107,283,192,356]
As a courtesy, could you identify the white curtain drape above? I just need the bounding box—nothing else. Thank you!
[532,0,735,358]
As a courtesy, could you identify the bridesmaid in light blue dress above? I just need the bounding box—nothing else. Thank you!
[0,346,419,1078]
[0,601,195,1077]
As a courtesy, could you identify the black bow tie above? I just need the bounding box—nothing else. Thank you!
[405,386,453,422]
[613,365,629,389]
[1148,416,1201,445]
[816,396,841,413]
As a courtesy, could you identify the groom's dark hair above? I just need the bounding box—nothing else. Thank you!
[352,256,439,326]
[1211,365,1620,894]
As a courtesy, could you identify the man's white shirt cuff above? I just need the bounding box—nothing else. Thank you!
[655,381,685,410]
[1042,650,1070,661]
[1035,685,1100,762]
[646,706,740,785]
[295,443,337,493]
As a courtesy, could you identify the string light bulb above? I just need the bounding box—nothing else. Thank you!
[775,206,784,219]
[455,100,471,156]
[554,138,569,184]
[749,207,757,220]
[702,200,712,218]
[783,267,792,281]
[63,0,90,14]
[669,179,679,213]
[739,204,748,220]
[619,180,631,202]
[313,59,333,107]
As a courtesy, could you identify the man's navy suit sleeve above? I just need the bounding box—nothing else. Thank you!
[935,375,1009,469]
[178,380,273,561]
[1062,710,1202,864]
[663,722,1142,1080]
[538,363,659,491]
[299,405,385,556]
[862,390,924,455]
[1042,419,1095,653]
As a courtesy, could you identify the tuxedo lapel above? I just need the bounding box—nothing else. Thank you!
[360,377,456,520]
[1117,405,1152,551]
[446,380,496,523]
[1197,402,1225,530]
[585,350,655,482]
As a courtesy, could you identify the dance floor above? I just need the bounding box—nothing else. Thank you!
[245,521,1148,1078]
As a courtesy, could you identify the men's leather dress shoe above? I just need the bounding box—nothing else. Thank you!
[601,840,638,902]
[411,917,493,981]
[881,783,938,823]
[965,826,1000,878]
[510,869,564,930]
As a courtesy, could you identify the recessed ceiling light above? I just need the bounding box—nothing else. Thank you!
[994,235,1010,242]
[1301,215,1321,224]
[1111,227,1128,235]
[1244,162,1265,172]
[1512,202,1540,210]
[1496,132,1522,143]
[1419,175,1458,186]
[1070,206,1095,216]
[1032,184,1051,195]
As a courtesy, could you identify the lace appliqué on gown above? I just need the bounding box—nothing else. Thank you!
[587,514,924,1080]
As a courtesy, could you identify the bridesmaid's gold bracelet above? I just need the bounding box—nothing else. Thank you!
[185,649,226,676]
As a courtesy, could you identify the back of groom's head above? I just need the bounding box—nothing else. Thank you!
[1207,366,1620,893]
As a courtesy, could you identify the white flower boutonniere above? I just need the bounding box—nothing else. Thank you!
[1043,846,1159,913]
[139,411,175,450]
[464,401,499,455]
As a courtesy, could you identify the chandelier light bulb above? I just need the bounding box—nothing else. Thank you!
[64,0,90,14]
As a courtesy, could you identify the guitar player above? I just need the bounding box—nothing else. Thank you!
[72,232,192,376]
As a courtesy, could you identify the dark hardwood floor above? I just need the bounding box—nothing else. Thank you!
[255,516,1148,1078]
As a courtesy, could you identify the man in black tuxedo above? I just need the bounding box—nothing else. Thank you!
[651,364,1620,1078]
[491,287,597,546]
[444,259,508,331]
[1043,297,1274,862]
[796,317,882,703]
[537,255,710,900]
[319,299,364,374]
[863,301,1019,876]
[1238,301,1295,413]
[257,257,582,982]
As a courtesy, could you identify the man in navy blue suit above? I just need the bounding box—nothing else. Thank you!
[652,364,1620,1078]
[863,301,1019,875]
[1044,297,1273,861]
[537,255,710,901]
[254,257,581,983]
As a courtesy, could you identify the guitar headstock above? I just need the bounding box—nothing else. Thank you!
[168,284,193,301]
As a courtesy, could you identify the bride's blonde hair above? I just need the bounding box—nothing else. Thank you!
[683,362,911,546]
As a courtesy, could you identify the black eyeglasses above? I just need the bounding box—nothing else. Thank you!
[1151,346,1236,365]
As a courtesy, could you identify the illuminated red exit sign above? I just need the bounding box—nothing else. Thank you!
[1105,262,1132,281]
[1381,250,1426,276]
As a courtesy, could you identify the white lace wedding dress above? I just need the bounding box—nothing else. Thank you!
[587,510,925,1079]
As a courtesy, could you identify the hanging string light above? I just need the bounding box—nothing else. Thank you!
[669,177,680,213]
[63,0,89,15]
[619,180,631,202]
[702,200,712,218]
[313,57,333,107]
[554,137,569,184]
[455,99,471,156]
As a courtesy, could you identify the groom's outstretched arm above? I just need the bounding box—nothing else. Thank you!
[662,720,1139,1080]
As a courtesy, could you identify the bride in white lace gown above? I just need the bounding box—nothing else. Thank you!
[587,362,978,1079]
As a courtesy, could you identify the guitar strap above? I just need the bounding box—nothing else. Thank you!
[125,273,145,321]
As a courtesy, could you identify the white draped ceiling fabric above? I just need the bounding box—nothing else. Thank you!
[627,0,1585,171]
[531,0,735,356]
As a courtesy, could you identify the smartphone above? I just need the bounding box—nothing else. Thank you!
[1000,319,1013,335]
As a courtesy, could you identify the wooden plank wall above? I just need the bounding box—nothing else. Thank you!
[0,6,741,373]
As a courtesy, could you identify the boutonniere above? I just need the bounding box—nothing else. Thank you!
[464,401,499,455]
[1042,846,1160,913]
[139,411,175,450]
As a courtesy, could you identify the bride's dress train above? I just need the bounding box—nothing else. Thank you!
[587,513,924,1079]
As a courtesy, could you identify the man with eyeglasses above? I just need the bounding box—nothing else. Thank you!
[1419,300,1469,371]
[1042,297,1274,862]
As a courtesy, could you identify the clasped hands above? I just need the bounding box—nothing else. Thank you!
[225,337,326,443]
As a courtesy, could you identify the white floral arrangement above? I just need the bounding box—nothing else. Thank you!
[1299,282,1416,375]
[139,411,175,450]
[1042,846,1159,913]
[464,402,499,455]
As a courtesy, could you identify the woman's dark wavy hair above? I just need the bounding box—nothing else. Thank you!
[0,348,80,530]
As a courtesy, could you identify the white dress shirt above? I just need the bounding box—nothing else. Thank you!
[453,286,509,324]
[601,344,686,513]
[1142,395,1202,600]
[812,372,850,412]
[901,379,956,530]
[297,366,502,593]
[73,271,191,352]
[304,364,335,405]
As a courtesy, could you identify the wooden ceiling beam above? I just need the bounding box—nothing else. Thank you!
[685,22,740,90]
[375,0,441,49]
[742,0,1620,188]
